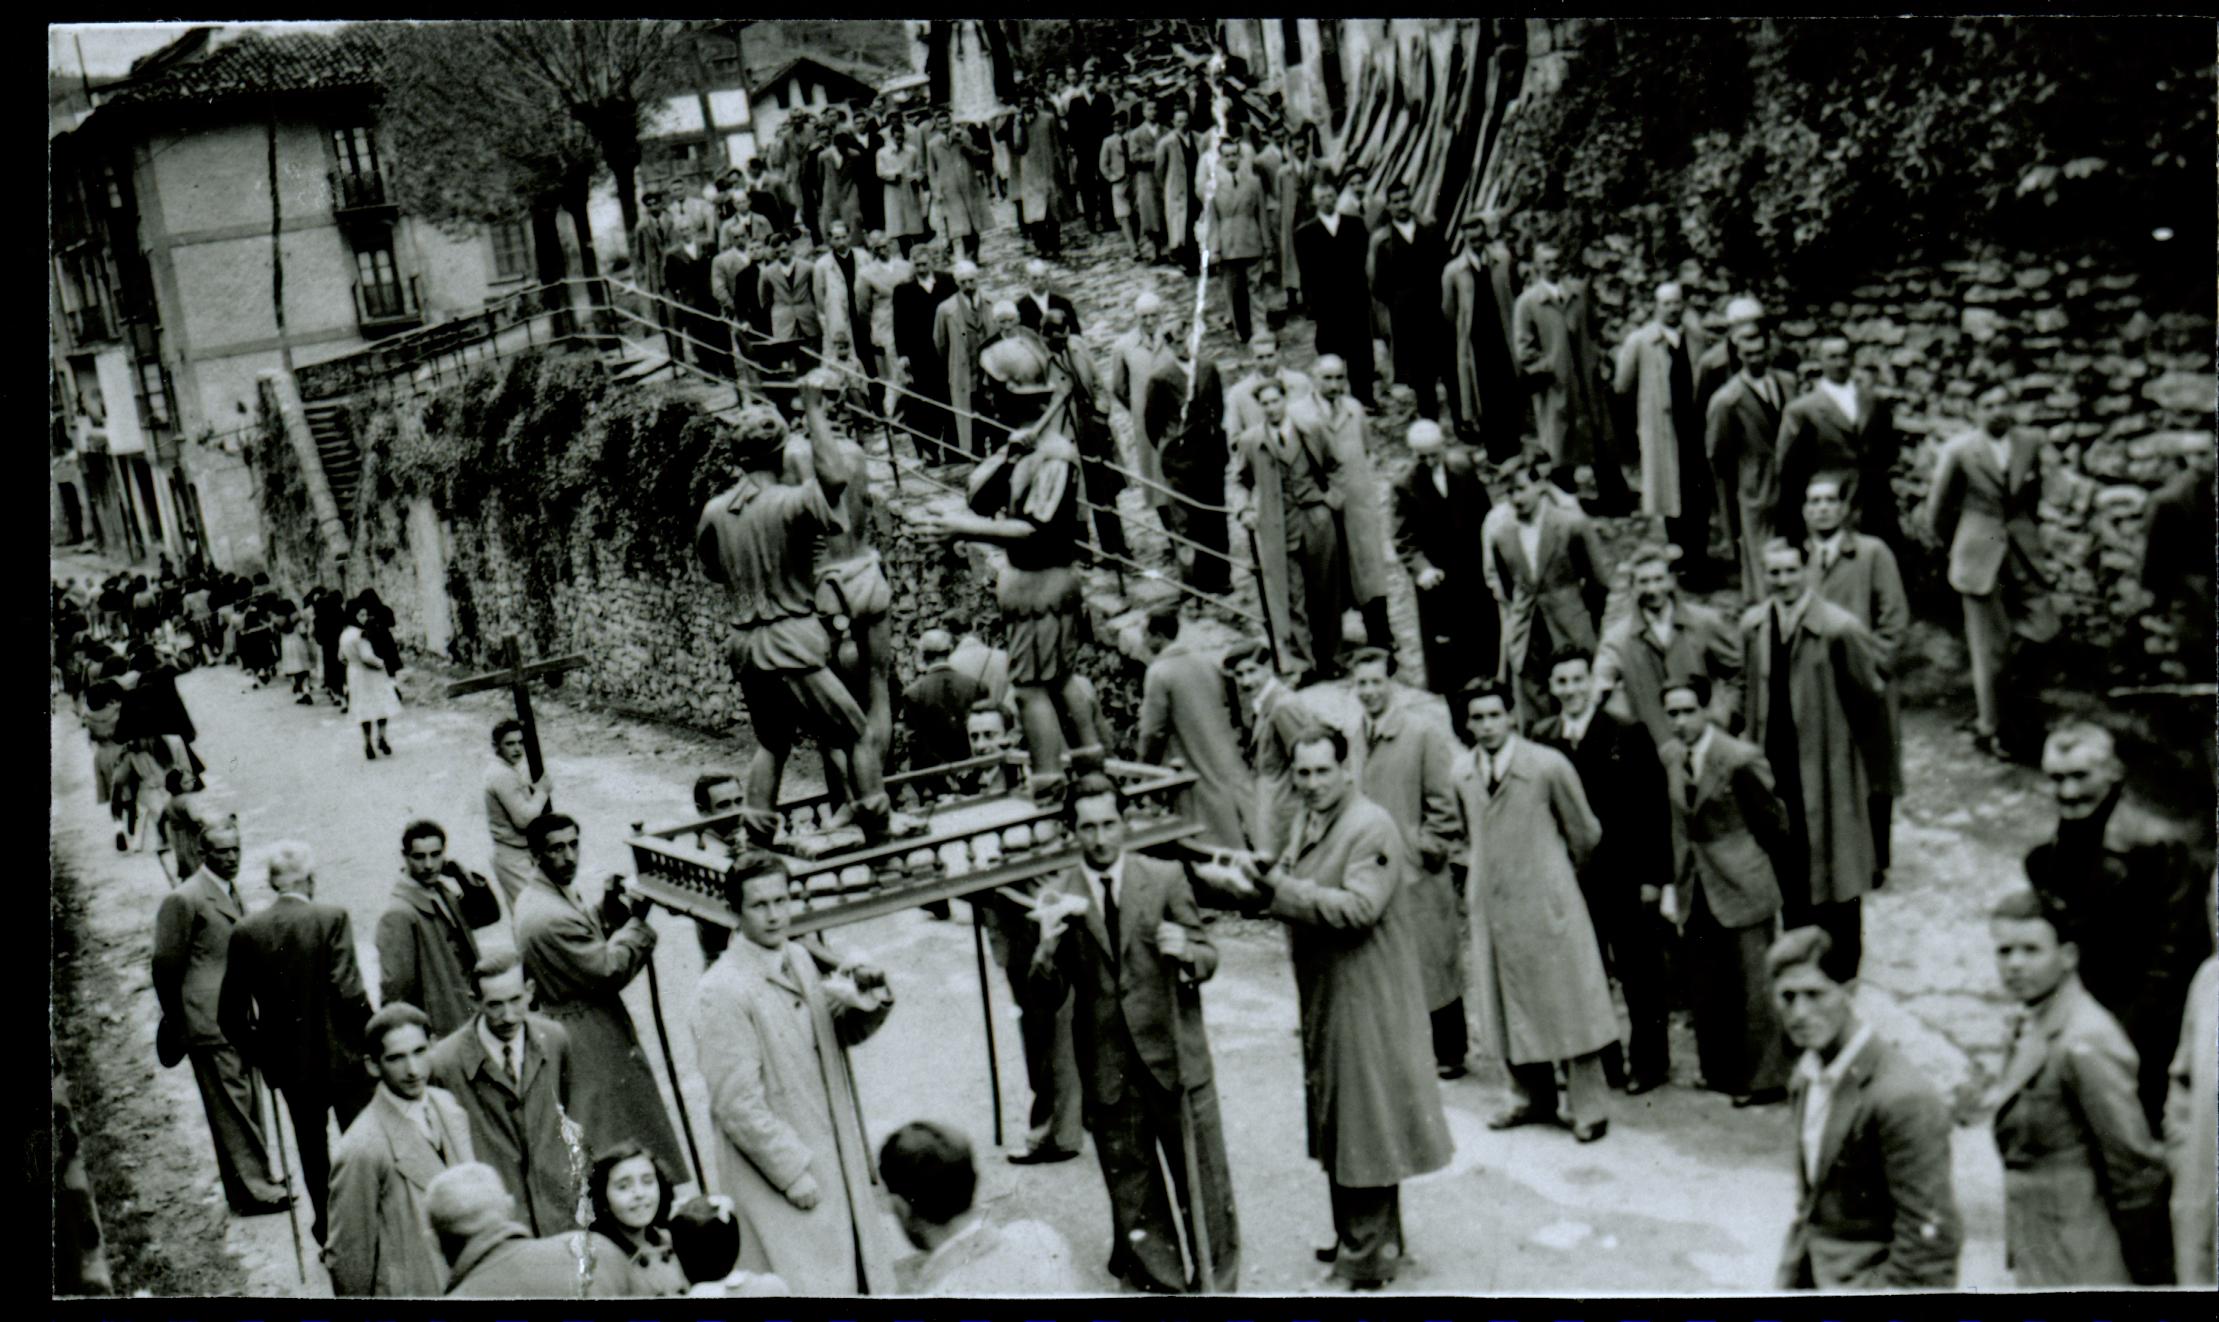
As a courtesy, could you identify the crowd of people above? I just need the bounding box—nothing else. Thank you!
[53,52,2217,1300]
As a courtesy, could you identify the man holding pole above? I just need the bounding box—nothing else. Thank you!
[1027,774,1239,1293]
[691,854,900,1295]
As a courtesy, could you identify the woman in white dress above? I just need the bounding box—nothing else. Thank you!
[339,595,400,760]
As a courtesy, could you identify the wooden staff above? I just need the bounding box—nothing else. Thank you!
[970,905,1006,1147]
[629,825,709,1191]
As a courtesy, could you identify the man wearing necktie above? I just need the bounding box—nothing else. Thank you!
[1804,476,1909,883]
[511,813,688,1181]
[427,948,580,1239]
[151,815,291,1216]
[1658,675,1794,1106]
[329,1004,477,1296]
[218,841,374,1247]
[1392,420,1498,698]
[1706,314,1799,603]
[1739,538,1888,984]
[1027,775,1238,1292]
[1614,281,1712,562]
[1775,336,1902,550]
[377,819,502,1039]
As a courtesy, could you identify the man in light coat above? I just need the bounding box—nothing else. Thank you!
[328,1004,476,1297]
[218,840,374,1246]
[1918,388,2057,760]
[1459,681,1616,1139]
[1987,888,2172,1286]
[2165,908,2216,1284]
[1513,243,1629,510]
[812,220,868,377]
[1027,775,1239,1292]
[1211,727,1453,1290]
[152,815,289,1216]
[1294,356,1395,655]
[1485,458,1610,726]
[1594,543,1743,748]
[1805,475,1909,879]
[1207,152,1268,345]
[484,719,553,906]
[1351,649,1467,1079]
[1439,212,1523,462]
[926,109,987,261]
[691,855,900,1295]
[1706,309,1797,602]
[1236,379,1335,678]
[1154,106,1198,273]
[881,1121,1086,1294]
[377,819,501,1039]
[1106,291,1180,514]
[510,813,688,1181]
[932,260,988,458]
[1741,538,1888,982]
[426,949,580,1239]
[1137,606,1253,850]
[1614,281,1711,554]
[1770,927,1961,1288]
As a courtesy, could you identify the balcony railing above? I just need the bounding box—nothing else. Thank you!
[354,274,425,335]
[330,169,396,215]
[65,305,115,345]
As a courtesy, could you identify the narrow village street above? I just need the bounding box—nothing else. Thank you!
[55,527,2049,1295]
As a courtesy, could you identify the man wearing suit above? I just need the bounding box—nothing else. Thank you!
[1216,729,1454,1290]
[1706,313,1798,602]
[757,230,821,344]
[1986,889,2172,1286]
[1805,476,1910,878]
[329,1003,477,1297]
[1294,179,1376,408]
[901,627,985,777]
[1393,420,1498,697]
[1146,348,1234,596]
[1919,388,2058,760]
[1440,212,1523,462]
[1775,336,1902,550]
[1350,648,1468,1079]
[1226,330,1314,436]
[1769,926,1960,1288]
[426,949,579,1239]
[1741,539,1889,982]
[511,813,688,1181]
[1027,775,1239,1293]
[1536,649,1673,1094]
[932,260,990,458]
[1594,543,1743,748]
[1513,243,1630,510]
[218,841,373,1245]
[1614,281,1711,556]
[1227,641,1319,858]
[1038,308,1128,560]
[1236,376,1336,678]
[1485,458,1609,727]
[1107,292,1181,521]
[891,245,955,463]
[2024,720,2213,1130]
[377,820,501,1039]
[812,220,868,377]
[1206,153,1268,346]
[1295,357,1395,652]
[1661,675,1794,1105]
[1014,259,1081,336]
[152,816,290,1216]
[1367,184,1447,420]
[1137,606,1253,851]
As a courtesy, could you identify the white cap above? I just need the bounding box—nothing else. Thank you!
[1724,296,1766,324]
[1405,419,1444,446]
[952,260,980,279]
[991,299,1020,320]
[1025,258,1050,279]
[1134,291,1163,316]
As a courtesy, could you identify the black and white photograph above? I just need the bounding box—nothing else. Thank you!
[47,16,2216,1299]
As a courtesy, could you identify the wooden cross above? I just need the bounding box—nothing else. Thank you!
[444,633,588,783]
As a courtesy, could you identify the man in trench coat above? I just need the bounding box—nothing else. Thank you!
[1236,375,1336,679]
[1027,776,1239,1292]
[692,856,901,1296]
[377,819,501,1040]
[932,261,989,458]
[1804,475,1909,877]
[1486,458,1610,726]
[1137,606,1253,850]
[426,949,580,1240]
[1513,243,1629,510]
[926,110,989,261]
[1440,213,1524,462]
[1350,649,1469,1079]
[1613,281,1711,551]
[1214,726,1453,1290]
[1457,682,1618,1140]
[510,814,688,1182]
[1706,315,1798,603]
[1107,291,1181,513]
[1294,357,1395,656]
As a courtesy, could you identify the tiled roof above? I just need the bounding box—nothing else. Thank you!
[99,28,383,110]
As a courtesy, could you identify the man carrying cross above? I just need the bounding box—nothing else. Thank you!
[697,377,901,847]
[447,636,585,906]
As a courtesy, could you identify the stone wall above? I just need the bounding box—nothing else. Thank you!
[1532,227,2215,681]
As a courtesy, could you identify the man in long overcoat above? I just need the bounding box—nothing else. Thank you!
[1595,544,1743,747]
[1707,317,1797,602]
[1137,607,1252,850]
[1805,476,1909,876]
[1367,184,1448,421]
[1485,459,1609,725]
[1393,420,1497,697]
[1293,181,1376,407]
[891,245,955,462]
[1155,107,1198,272]
[932,261,989,457]
[1440,213,1523,461]
[926,110,989,261]
[1457,682,1618,1140]
[1013,98,1064,256]
[692,857,901,1295]
[510,814,688,1181]
[1513,244,1628,509]
[1295,357,1394,655]
[1350,650,1468,1079]
[378,820,501,1039]
[1106,292,1179,511]
[1613,281,1711,549]
[1236,377,1335,678]
[1741,539,1888,982]
[875,122,929,253]
[1028,776,1240,1292]
[426,949,580,1239]
[1124,103,1165,261]
[1774,336,1902,550]
[1219,727,1453,1290]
